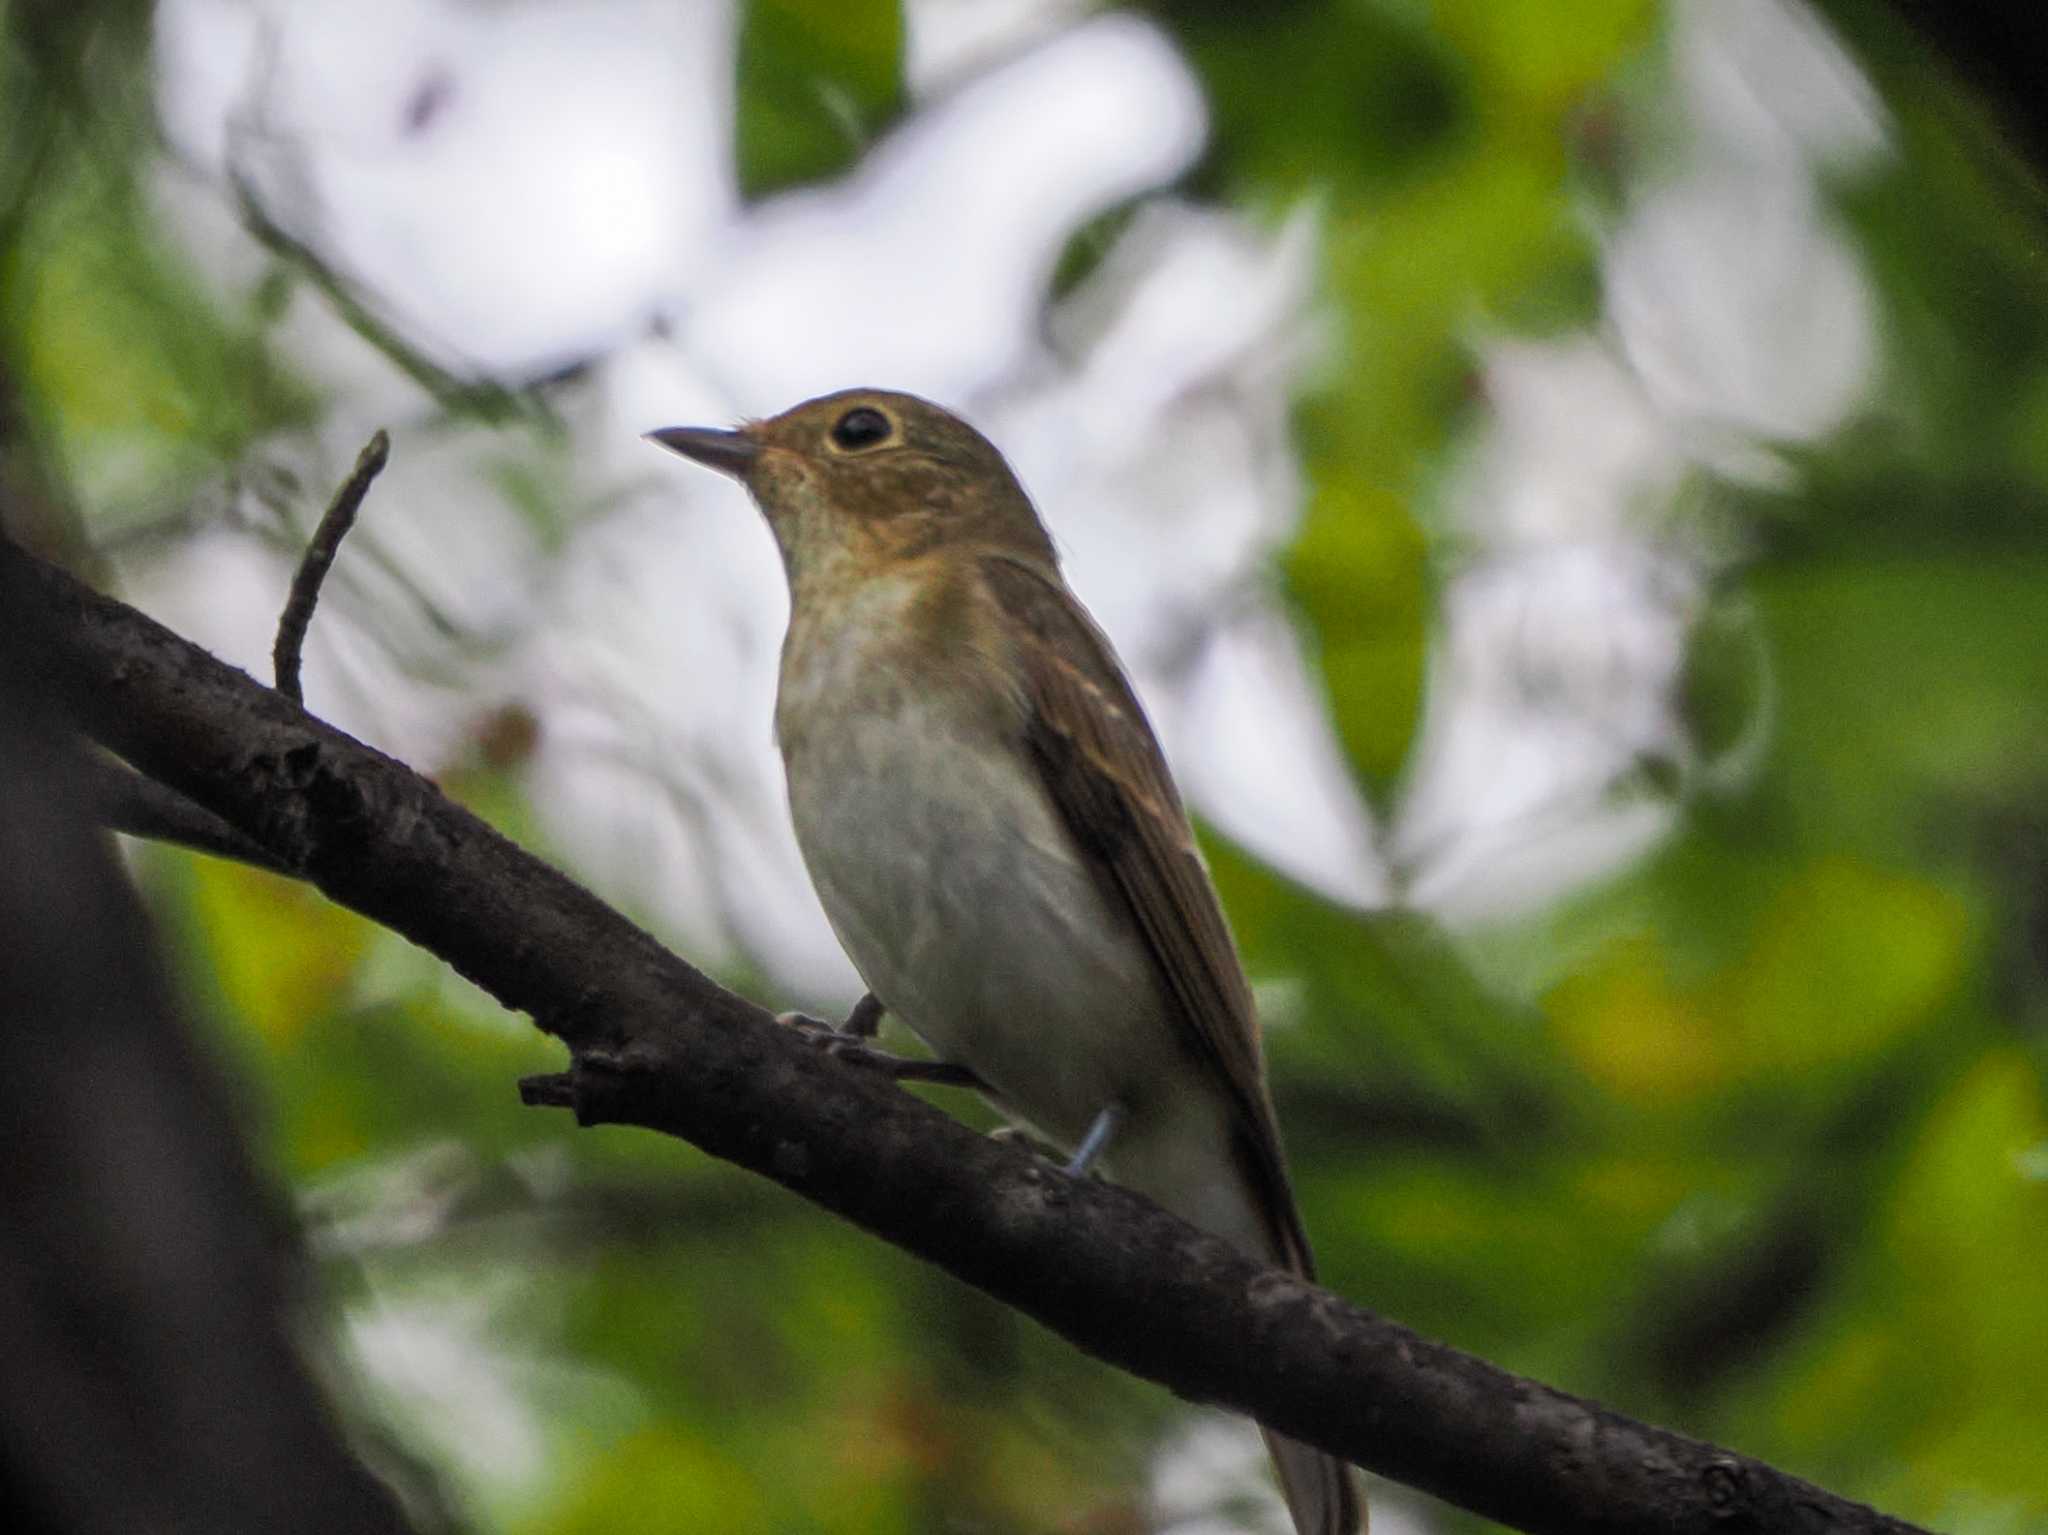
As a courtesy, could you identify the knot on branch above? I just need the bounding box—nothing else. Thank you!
[518,1072,579,1111]
[248,738,375,870]
[519,1049,629,1127]
[1702,1457,1761,1527]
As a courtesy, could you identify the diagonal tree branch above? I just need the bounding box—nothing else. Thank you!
[0,533,1928,1535]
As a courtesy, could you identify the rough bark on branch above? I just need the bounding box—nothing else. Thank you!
[0,535,1928,1535]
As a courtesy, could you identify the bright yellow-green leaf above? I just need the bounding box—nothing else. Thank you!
[1547,933,1732,1103]
[1436,0,1658,118]
[187,859,374,1045]
[1723,857,1969,1072]
[540,1428,771,1535]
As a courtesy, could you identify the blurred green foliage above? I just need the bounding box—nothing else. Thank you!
[1,0,316,516]
[6,2,2048,1533]
[735,0,907,199]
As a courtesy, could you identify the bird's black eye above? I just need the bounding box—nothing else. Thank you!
[830,406,893,451]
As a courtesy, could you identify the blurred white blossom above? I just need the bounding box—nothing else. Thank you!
[1605,168,1877,450]
[158,0,731,377]
[1671,0,1887,173]
[1394,0,1884,919]
[684,15,1205,408]
[1150,1417,1424,1535]
[344,1270,641,1512]
[904,0,1092,93]
[1150,1418,1292,1535]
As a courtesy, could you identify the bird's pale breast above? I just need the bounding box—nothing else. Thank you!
[777,584,1190,1155]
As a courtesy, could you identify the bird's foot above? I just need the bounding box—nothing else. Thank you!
[777,990,885,1043]
[777,1010,845,1049]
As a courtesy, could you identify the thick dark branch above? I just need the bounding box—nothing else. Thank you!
[0,536,1928,1535]
[273,428,388,704]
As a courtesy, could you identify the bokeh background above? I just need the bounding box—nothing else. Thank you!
[5,0,2048,1531]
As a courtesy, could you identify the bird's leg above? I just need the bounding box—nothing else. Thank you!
[1064,1103,1125,1178]
[777,994,989,1092]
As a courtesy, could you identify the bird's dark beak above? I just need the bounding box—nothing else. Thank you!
[645,425,759,479]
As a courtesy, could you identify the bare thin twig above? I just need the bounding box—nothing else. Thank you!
[272,430,389,703]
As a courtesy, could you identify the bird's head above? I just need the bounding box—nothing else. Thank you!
[648,389,1056,587]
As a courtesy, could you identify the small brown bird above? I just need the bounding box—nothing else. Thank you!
[650,389,1362,1535]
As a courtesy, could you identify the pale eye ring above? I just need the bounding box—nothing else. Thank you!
[830,406,893,451]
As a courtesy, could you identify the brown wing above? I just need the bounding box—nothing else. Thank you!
[978,552,1316,1277]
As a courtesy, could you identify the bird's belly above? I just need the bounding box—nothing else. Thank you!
[785,711,1180,1152]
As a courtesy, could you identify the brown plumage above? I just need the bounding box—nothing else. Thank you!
[651,388,1363,1535]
